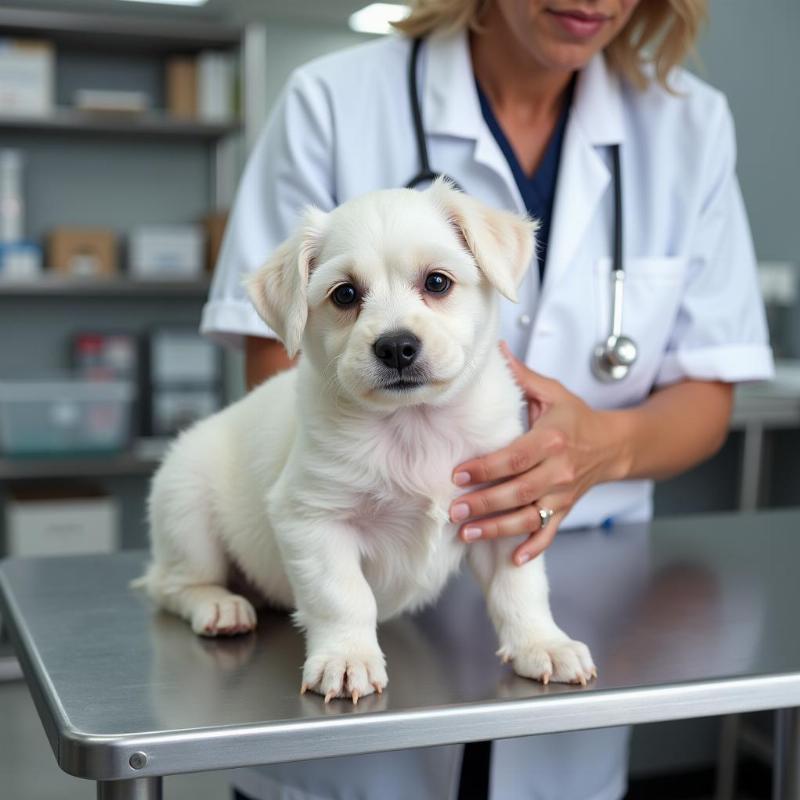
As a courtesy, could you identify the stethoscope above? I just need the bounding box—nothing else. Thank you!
[403,37,638,382]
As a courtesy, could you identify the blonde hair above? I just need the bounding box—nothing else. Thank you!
[393,0,708,90]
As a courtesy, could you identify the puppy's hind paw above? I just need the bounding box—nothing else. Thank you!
[499,637,596,687]
[191,594,257,637]
[302,647,388,704]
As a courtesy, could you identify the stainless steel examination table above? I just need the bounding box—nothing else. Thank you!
[2,509,800,800]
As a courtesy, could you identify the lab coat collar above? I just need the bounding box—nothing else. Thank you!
[571,51,626,146]
[423,30,483,141]
[423,31,626,147]
[423,31,626,303]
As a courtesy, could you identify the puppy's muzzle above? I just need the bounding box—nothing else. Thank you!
[372,330,428,391]
[373,330,420,371]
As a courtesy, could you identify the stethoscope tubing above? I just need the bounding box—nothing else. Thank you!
[405,38,464,191]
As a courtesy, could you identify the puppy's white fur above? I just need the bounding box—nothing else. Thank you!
[138,180,594,700]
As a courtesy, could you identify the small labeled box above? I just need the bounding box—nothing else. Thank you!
[4,484,119,558]
[201,210,228,273]
[166,56,198,119]
[129,225,204,280]
[0,39,54,116]
[0,377,133,457]
[48,227,118,277]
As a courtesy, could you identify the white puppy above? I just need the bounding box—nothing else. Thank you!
[138,179,595,702]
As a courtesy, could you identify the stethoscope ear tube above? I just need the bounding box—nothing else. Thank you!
[405,38,465,192]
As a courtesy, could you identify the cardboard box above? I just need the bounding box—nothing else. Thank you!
[201,210,228,272]
[47,227,118,277]
[0,39,54,116]
[166,56,197,119]
[129,224,204,280]
[4,484,119,557]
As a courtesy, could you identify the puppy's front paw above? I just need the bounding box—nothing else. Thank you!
[498,637,596,686]
[190,594,257,637]
[301,646,388,704]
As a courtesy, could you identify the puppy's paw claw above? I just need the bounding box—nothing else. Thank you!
[502,637,595,687]
[302,648,388,703]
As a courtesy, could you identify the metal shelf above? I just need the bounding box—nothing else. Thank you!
[0,276,211,298]
[0,108,241,140]
[0,440,167,480]
[0,7,242,52]
[0,638,21,683]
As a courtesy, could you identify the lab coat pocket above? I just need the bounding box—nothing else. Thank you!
[593,257,689,402]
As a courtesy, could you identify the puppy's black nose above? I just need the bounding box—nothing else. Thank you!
[373,330,421,371]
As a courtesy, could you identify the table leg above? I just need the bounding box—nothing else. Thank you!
[739,422,764,512]
[97,777,163,800]
[774,708,800,800]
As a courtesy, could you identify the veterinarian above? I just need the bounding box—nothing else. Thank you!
[202,0,773,798]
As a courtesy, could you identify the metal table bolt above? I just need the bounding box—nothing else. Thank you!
[129,752,148,770]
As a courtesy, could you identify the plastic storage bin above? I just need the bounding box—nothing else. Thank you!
[0,378,133,457]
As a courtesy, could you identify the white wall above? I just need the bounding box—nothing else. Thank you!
[263,21,370,115]
[697,0,800,262]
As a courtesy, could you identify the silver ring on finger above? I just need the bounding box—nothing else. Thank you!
[537,506,554,529]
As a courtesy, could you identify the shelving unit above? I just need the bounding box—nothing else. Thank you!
[0,276,211,298]
[0,109,241,140]
[0,643,21,682]
[0,7,243,51]
[0,9,267,585]
[0,439,168,481]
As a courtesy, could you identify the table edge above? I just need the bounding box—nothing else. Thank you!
[0,569,70,764]
[47,673,800,780]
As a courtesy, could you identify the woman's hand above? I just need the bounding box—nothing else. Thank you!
[449,343,629,566]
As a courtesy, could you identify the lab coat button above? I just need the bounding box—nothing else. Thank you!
[518,313,532,327]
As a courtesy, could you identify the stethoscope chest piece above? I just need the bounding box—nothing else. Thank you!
[591,334,638,382]
[590,266,638,382]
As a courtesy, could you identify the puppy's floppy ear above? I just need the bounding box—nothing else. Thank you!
[245,206,328,358]
[428,177,537,302]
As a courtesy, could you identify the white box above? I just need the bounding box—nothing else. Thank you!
[152,387,220,436]
[0,39,54,116]
[74,89,149,113]
[198,50,233,123]
[5,487,119,558]
[151,329,218,384]
[129,225,204,280]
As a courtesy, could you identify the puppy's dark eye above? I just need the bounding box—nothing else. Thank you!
[332,283,359,307]
[424,272,452,294]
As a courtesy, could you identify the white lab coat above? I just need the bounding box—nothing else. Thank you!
[202,30,773,800]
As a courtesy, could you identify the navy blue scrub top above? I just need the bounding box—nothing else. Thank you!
[475,78,574,281]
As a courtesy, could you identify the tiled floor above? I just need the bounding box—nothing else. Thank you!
[0,679,232,799]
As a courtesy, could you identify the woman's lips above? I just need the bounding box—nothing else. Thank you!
[547,9,611,39]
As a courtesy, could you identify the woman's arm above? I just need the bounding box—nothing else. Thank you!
[614,378,733,482]
[245,336,297,391]
[449,346,734,565]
